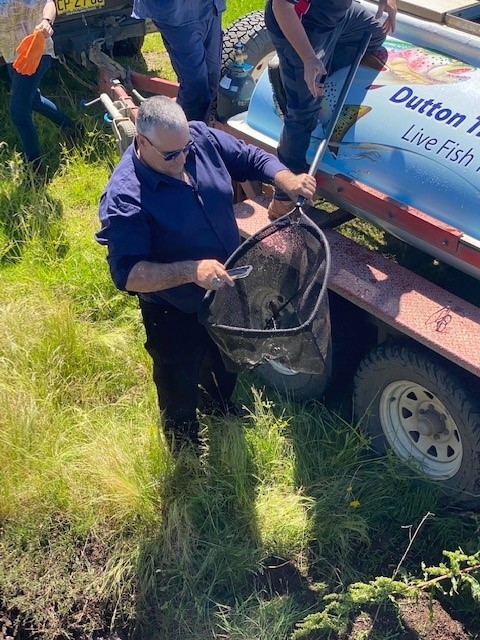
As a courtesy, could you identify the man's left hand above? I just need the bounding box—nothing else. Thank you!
[376,0,397,34]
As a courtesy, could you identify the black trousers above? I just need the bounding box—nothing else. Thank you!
[139,299,237,437]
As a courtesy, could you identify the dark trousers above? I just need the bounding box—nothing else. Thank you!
[269,2,385,196]
[7,56,75,162]
[139,300,237,438]
[154,14,222,122]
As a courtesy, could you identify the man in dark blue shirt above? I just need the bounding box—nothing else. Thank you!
[97,95,316,452]
[132,0,225,122]
[265,0,397,218]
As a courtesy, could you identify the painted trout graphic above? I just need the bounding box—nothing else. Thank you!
[317,80,371,142]
[363,39,475,86]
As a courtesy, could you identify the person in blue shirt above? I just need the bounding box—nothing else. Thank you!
[265,0,397,218]
[132,0,225,122]
[96,95,316,452]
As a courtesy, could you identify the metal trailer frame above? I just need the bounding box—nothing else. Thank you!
[88,2,480,500]
[93,55,480,381]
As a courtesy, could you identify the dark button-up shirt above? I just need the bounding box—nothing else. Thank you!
[96,121,285,313]
[265,0,352,37]
[132,0,226,27]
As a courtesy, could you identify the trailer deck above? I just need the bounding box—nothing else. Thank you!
[235,197,480,380]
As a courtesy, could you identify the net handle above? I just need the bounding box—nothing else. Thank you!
[293,31,372,215]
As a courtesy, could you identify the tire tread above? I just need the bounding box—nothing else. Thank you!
[354,341,480,503]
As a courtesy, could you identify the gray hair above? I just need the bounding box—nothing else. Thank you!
[136,96,188,138]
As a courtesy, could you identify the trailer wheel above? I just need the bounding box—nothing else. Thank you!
[222,11,275,82]
[115,119,136,156]
[354,342,480,503]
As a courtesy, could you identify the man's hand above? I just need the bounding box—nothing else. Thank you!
[194,259,235,290]
[376,0,397,33]
[304,55,327,98]
[274,169,317,205]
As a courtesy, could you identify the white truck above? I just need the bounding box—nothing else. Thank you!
[53,0,147,58]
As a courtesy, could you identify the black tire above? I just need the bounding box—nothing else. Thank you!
[222,11,275,81]
[354,342,480,504]
[113,36,145,57]
[268,57,287,117]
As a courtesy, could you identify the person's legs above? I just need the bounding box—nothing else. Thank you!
[8,56,75,161]
[267,34,327,215]
[156,17,221,122]
[331,3,386,73]
[274,5,385,169]
[139,300,205,447]
[267,6,385,215]
[204,13,223,119]
[273,38,323,177]
[199,337,237,414]
[8,57,49,161]
[31,61,76,128]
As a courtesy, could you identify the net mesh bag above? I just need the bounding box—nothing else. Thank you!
[199,211,331,376]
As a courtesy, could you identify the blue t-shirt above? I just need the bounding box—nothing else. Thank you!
[132,0,226,27]
[96,121,285,313]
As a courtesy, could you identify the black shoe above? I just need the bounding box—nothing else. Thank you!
[62,122,85,144]
[163,422,203,456]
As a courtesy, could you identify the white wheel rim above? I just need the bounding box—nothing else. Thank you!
[379,380,463,479]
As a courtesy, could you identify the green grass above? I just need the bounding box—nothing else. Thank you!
[0,7,479,640]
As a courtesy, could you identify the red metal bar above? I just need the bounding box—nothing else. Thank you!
[130,70,178,98]
[97,67,179,123]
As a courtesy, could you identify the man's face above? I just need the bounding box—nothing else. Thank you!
[136,124,192,176]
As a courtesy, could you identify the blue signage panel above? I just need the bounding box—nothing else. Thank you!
[247,37,480,239]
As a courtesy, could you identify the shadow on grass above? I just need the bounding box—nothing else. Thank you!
[133,419,262,639]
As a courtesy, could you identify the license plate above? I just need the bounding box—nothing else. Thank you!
[56,0,105,14]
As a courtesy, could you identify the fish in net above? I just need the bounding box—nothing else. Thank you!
[198,211,331,377]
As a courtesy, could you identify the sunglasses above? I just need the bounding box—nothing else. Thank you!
[143,136,194,162]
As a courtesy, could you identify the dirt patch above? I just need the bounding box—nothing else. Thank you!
[252,559,474,640]
[338,595,470,640]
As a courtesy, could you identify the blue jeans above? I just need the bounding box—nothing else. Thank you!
[7,55,75,162]
[269,2,385,198]
[154,14,222,122]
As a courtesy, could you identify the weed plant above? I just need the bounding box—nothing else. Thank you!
[0,11,479,640]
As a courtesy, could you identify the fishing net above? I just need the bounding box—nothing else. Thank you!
[199,211,331,376]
